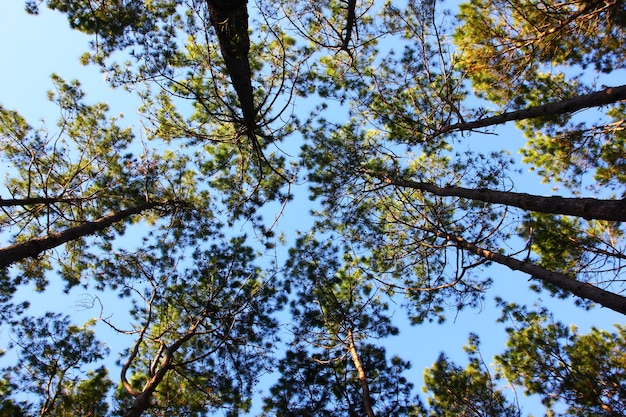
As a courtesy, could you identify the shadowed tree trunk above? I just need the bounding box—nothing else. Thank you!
[340,0,357,53]
[206,0,256,127]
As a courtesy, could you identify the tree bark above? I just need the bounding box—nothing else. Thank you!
[340,0,357,52]
[346,328,376,417]
[431,84,626,138]
[206,0,256,127]
[434,230,626,315]
[0,201,165,269]
[382,177,626,222]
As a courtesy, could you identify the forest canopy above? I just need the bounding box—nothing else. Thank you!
[1,0,625,415]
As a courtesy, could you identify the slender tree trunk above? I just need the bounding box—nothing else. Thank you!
[434,230,626,315]
[382,177,626,222]
[206,0,256,127]
[0,201,164,268]
[346,328,376,417]
[431,84,626,138]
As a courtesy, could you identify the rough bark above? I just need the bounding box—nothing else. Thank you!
[206,0,256,127]
[431,84,626,138]
[346,328,376,417]
[435,230,626,315]
[0,201,165,268]
[383,177,626,222]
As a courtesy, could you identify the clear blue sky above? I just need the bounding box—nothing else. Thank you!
[1,2,623,415]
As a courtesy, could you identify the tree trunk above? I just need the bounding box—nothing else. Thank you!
[434,230,626,315]
[206,0,256,127]
[431,84,626,138]
[346,328,376,417]
[340,0,357,52]
[0,201,164,268]
[122,389,155,417]
[382,177,626,222]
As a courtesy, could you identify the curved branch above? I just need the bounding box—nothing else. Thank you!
[122,327,204,417]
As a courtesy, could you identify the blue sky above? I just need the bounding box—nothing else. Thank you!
[1,1,624,415]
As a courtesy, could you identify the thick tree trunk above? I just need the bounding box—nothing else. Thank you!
[383,177,626,222]
[346,328,376,417]
[434,230,626,315]
[122,389,156,417]
[431,84,626,138]
[206,0,256,127]
[0,201,163,268]
[340,0,357,52]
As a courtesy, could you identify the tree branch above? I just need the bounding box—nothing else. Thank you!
[431,84,626,138]
[0,196,97,207]
[433,229,626,315]
[381,176,626,222]
[340,0,357,53]
[0,201,173,269]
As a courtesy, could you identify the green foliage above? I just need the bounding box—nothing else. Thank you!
[521,105,626,192]
[264,345,424,417]
[0,377,28,417]
[263,235,422,415]
[455,0,626,195]
[301,120,513,322]
[26,0,182,70]
[454,0,626,105]
[423,303,626,417]
[496,301,626,416]
[3,0,626,415]
[422,335,521,417]
[2,313,112,416]
[517,212,625,303]
[104,234,284,416]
